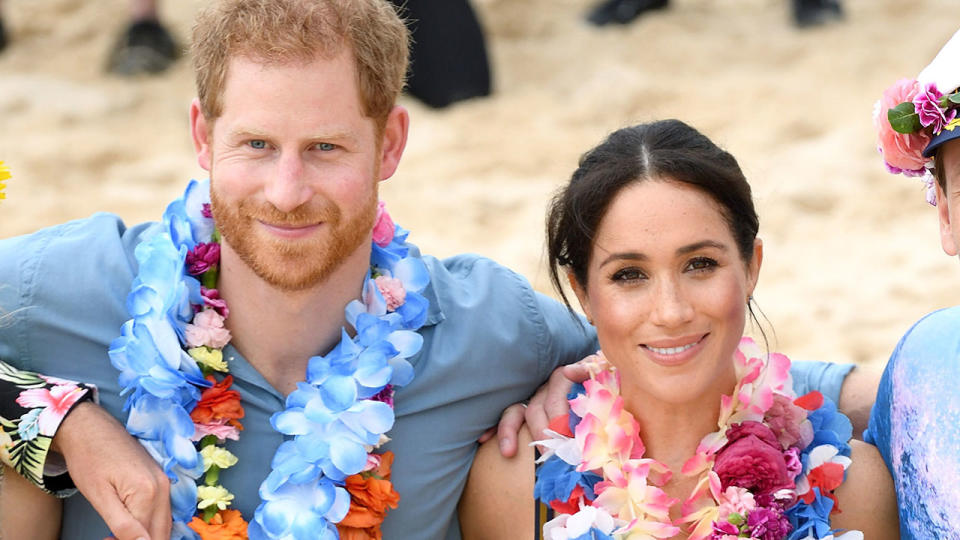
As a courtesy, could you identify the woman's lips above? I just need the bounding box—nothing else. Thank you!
[640,334,708,366]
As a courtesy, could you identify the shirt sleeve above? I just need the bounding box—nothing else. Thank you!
[789,360,855,405]
[533,291,599,382]
[0,359,95,496]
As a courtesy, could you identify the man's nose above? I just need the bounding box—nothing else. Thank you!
[263,152,312,213]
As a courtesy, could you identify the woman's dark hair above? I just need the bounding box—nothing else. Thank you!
[546,119,760,309]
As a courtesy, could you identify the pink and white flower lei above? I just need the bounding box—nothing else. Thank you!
[534,337,861,540]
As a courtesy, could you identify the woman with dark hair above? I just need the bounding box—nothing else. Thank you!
[459,120,897,539]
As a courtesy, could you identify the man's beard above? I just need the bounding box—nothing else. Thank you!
[210,185,377,292]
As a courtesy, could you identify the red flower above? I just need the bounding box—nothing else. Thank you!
[191,375,244,430]
[714,421,794,497]
[549,484,590,515]
[337,451,400,540]
[799,462,845,512]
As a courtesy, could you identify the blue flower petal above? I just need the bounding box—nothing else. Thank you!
[393,256,430,293]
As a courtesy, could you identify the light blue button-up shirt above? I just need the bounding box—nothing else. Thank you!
[0,212,852,539]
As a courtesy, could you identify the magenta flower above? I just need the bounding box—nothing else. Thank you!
[186,242,221,275]
[371,201,395,247]
[710,520,740,539]
[746,505,791,540]
[714,422,794,497]
[202,203,213,218]
[913,83,957,133]
[200,287,230,319]
[370,384,394,408]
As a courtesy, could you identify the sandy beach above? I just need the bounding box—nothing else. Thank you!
[1,0,958,368]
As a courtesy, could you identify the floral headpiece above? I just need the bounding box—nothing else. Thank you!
[875,28,960,205]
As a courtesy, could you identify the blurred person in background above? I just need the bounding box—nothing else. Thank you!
[389,0,492,108]
[0,0,178,75]
[585,0,843,29]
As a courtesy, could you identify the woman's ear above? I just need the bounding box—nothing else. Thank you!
[567,271,592,324]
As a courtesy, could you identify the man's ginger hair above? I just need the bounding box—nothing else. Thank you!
[191,0,409,132]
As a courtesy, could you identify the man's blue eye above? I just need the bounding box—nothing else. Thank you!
[317,143,335,151]
[250,140,266,149]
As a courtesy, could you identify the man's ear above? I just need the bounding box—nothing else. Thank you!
[937,182,959,256]
[190,98,212,172]
[377,105,410,182]
[567,271,592,324]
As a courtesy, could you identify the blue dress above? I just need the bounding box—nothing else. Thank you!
[865,307,960,538]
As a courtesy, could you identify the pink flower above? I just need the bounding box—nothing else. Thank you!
[592,459,679,537]
[875,78,931,173]
[763,394,812,449]
[375,276,406,311]
[716,485,757,519]
[571,371,643,470]
[713,421,794,497]
[783,446,802,480]
[15,383,87,435]
[185,308,231,349]
[362,453,382,472]
[191,419,241,442]
[202,203,213,218]
[371,201,395,247]
[201,287,230,319]
[914,82,957,132]
[186,242,221,276]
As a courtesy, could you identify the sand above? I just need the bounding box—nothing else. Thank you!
[1,0,958,368]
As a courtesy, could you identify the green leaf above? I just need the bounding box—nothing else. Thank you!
[888,102,922,134]
[948,92,960,105]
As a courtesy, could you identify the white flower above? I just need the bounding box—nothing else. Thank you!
[533,429,581,465]
[543,507,615,540]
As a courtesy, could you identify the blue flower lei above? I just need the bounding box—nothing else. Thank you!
[109,179,429,539]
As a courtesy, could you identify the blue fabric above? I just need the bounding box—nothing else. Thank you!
[865,307,960,538]
[0,212,855,540]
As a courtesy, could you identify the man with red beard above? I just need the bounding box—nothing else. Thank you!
[0,1,864,539]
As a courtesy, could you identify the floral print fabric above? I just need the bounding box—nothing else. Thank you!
[0,360,93,494]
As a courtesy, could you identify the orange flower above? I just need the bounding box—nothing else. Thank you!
[336,451,400,540]
[191,375,244,429]
[188,509,248,540]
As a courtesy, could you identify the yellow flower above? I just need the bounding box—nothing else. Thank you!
[0,161,10,200]
[197,485,235,511]
[944,117,960,132]
[201,445,238,472]
[189,346,228,372]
